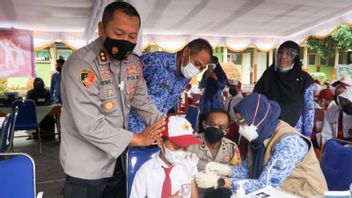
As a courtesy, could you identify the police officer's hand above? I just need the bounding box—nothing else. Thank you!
[140,118,166,146]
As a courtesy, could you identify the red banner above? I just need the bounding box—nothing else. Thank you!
[0,29,34,77]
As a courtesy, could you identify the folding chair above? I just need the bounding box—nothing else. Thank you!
[12,99,42,153]
[320,139,352,190]
[126,145,160,197]
[0,106,19,152]
[0,153,43,198]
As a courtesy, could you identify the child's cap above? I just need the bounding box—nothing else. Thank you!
[163,116,201,147]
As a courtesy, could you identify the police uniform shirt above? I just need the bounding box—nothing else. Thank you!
[188,133,241,172]
[60,38,163,179]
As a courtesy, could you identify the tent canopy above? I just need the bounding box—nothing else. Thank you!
[1,0,352,51]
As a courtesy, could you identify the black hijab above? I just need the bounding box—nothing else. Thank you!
[253,41,314,127]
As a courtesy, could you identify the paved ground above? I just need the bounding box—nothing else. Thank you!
[13,134,64,198]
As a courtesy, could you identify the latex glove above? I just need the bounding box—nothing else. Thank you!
[195,172,220,189]
[205,161,232,176]
[184,152,199,166]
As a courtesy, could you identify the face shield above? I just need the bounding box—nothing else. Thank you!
[275,47,298,72]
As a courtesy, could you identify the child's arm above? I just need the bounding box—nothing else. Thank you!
[190,179,199,198]
[129,168,147,198]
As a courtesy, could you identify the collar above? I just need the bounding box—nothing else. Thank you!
[152,151,172,169]
[92,37,112,65]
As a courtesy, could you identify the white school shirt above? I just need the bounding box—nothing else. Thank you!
[130,152,197,198]
[320,101,352,145]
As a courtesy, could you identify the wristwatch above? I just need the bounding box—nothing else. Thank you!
[217,177,225,188]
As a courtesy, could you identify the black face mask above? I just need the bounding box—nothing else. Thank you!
[103,37,136,61]
[229,88,238,96]
[204,126,224,143]
[342,103,352,115]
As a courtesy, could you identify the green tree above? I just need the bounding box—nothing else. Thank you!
[307,24,352,60]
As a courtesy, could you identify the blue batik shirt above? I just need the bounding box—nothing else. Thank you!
[294,85,315,136]
[229,135,308,194]
[128,51,190,133]
[50,72,61,103]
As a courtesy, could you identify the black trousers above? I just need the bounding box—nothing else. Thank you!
[63,155,126,198]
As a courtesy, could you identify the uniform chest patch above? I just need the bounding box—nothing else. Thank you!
[102,100,115,111]
[80,69,96,88]
[126,64,138,75]
[101,70,112,79]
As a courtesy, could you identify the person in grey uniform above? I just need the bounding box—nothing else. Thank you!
[60,2,165,198]
[188,109,241,198]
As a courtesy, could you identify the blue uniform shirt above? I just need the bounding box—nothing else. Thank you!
[50,72,61,103]
[128,51,190,133]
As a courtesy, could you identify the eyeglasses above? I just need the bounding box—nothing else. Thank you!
[234,118,246,126]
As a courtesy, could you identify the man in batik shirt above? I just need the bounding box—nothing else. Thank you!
[128,38,213,132]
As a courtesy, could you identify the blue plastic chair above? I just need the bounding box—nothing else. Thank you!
[126,145,160,197]
[320,139,352,190]
[0,153,41,198]
[0,106,19,152]
[185,105,199,130]
[12,99,42,153]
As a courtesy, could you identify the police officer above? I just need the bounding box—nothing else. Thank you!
[60,2,165,198]
[188,109,241,198]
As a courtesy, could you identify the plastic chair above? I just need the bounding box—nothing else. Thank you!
[126,145,160,197]
[0,153,43,198]
[12,99,42,153]
[0,106,19,152]
[320,139,352,190]
[185,105,199,130]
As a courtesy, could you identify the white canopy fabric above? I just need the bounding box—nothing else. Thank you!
[1,0,352,51]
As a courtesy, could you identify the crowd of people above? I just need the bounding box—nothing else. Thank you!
[12,1,349,198]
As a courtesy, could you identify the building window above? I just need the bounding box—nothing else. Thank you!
[308,54,316,66]
[228,53,242,65]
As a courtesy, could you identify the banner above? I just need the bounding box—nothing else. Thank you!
[0,29,34,77]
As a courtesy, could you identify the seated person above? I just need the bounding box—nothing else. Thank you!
[26,77,55,139]
[321,88,352,145]
[224,80,243,123]
[195,93,327,198]
[317,88,334,111]
[188,109,241,198]
[130,116,201,198]
[26,77,51,105]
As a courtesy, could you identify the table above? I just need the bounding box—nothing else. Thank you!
[0,105,58,124]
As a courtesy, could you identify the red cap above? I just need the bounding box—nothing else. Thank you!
[163,116,201,147]
[319,89,333,100]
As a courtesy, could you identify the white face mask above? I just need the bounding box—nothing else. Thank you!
[180,51,201,79]
[163,146,187,165]
[276,63,294,73]
[239,124,259,142]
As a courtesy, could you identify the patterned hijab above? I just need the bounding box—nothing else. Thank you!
[234,93,281,178]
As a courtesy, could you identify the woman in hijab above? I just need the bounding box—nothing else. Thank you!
[199,56,228,115]
[195,93,327,197]
[253,41,314,137]
[26,77,51,105]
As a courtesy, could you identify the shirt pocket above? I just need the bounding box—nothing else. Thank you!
[99,86,120,117]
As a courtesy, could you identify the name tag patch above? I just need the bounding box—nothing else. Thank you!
[101,79,112,85]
